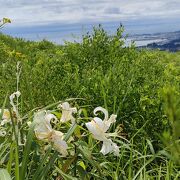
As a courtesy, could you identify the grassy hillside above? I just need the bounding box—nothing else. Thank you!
[0,26,179,179]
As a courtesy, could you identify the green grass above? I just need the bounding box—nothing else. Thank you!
[0,25,180,179]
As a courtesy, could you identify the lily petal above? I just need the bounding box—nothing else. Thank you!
[100,139,119,156]
[103,114,117,132]
[51,130,68,156]
[93,107,108,121]
[85,117,108,141]
[34,124,52,140]
[33,110,54,140]
[59,102,77,123]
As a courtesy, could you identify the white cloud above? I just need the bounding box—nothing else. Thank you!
[0,0,180,27]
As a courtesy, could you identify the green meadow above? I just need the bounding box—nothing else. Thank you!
[0,25,180,179]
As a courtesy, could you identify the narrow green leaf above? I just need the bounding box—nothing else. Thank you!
[76,141,102,177]
[7,143,14,174]
[32,147,52,180]
[20,123,35,180]
[15,142,20,180]
[64,123,77,141]
[38,151,59,179]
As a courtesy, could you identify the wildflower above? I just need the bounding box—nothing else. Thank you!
[50,130,68,156]
[0,109,11,125]
[33,110,68,156]
[34,110,54,140]
[85,107,119,156]
[3,18,11,24]
[9,91,21,120]
[0,109,11,137]
[58,102,77,124]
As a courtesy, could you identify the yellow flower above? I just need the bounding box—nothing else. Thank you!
[3,18,11,24]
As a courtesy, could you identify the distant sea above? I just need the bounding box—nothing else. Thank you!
[2,19,180,46]
[1,29,165,47]
[125,38,166,47]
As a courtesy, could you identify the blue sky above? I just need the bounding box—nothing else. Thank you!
[1,0,180,44]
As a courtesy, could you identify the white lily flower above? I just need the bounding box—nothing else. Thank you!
[9,91,21,121]
[50,130,68,156]
[85,107,119,156]
[33,110,68,156]
[34,110,53,140]
[59,102,77,123]
[0,109,11,125]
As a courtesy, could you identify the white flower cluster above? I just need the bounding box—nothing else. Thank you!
[0,91,120,157]
[33,102,119,156]
[33,102,77,156]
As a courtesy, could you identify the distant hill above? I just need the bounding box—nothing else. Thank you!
[130,30,180,52]
[146,38,180,52]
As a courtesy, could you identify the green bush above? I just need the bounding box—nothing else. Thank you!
[0,26,179,150]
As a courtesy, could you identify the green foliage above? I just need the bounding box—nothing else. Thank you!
[1,26,179,144]
[162,87,180,164]
[0,25,180,179]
